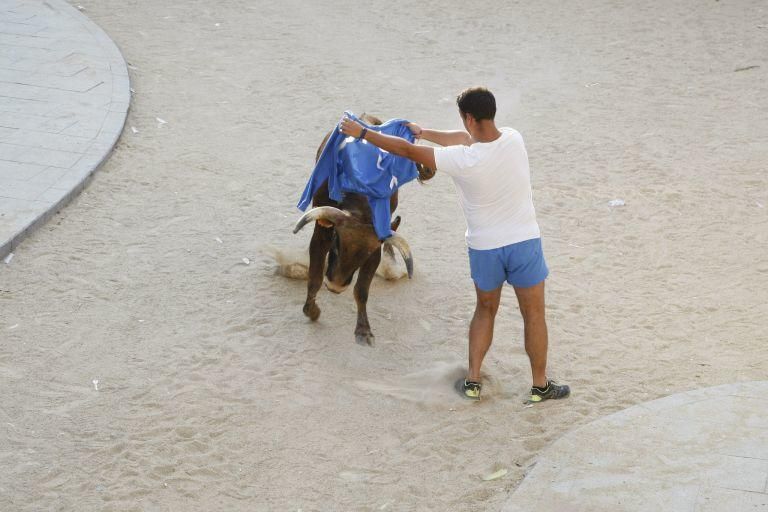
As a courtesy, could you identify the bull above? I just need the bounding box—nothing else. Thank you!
[293,114,434,345]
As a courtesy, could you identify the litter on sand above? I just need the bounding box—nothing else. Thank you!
[92,379,99,391]
[8,324,19,330]
[215,237,223,244]
[608,199,626,207]
[482,468,508,481]
[3,253,13,264]
[131,126,138,134]
[242,257,251,265]
[156,117,167,125]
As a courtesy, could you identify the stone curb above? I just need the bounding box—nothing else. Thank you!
[0,0,130,259]
[502,381,768,511]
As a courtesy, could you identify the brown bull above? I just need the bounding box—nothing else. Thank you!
[293,114,434,345]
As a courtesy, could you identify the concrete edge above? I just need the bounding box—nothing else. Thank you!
[501,381,768,510]
[0,0,130,260]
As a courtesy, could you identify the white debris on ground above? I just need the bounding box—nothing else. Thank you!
[482,468,508,481]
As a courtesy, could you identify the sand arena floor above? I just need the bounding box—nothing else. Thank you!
[1,1,766,510]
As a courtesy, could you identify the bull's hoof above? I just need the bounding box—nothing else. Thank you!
[355,332,375,347]
[303,302,321,322]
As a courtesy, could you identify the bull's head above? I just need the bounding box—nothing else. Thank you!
[293,207,413,294]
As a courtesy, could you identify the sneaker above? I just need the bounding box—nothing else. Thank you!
[527,380,570,403]
[455,378,482,401]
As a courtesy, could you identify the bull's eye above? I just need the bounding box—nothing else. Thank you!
[331,233,340,254]
[326,232,340,280]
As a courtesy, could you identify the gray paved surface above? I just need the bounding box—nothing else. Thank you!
[0,0,129,259]
[503,382,768,512]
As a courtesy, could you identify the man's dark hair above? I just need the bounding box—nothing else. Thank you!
[456,87,496,121]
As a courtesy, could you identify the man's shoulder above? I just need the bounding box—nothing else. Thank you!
[434,143,472,162]
[500,127,522,137]
[498,128,526,151]
[433,142,479,174]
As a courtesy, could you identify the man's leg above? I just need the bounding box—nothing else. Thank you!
[513,281,548,389]
[467,284,503,382]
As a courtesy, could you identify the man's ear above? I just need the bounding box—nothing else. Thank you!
[461,112,475,130]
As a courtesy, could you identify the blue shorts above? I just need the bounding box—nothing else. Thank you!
[468,238,549,291]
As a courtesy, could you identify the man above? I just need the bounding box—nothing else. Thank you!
[339,87,569,403]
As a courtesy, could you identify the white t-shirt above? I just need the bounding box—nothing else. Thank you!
[433,127,541,250]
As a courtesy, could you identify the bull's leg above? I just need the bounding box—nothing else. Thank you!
[354,247,383,346]
[303,224,333,321]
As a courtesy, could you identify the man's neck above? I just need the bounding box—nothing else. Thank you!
[471,121,502,143]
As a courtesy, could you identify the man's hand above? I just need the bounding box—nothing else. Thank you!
[337,114,437,170]
[339,116,365,138]
[406,122,422,139]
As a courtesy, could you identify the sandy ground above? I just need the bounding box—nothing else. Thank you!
[1,1,767,510]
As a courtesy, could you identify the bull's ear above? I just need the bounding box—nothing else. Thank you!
[416,163,436,183]
[390,215,401,232]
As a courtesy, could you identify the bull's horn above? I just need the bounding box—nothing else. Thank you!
[383,233,414,279]
[293,206,351,233]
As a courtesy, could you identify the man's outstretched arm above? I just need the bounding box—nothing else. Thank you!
[340,117,436,170]
[407,122,471,147]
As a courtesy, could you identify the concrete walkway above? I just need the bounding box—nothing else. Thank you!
[0,0,129,259]
[504,382,768,512]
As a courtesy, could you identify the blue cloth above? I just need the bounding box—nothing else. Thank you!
[297,111,419,240]
[468,238,549,290]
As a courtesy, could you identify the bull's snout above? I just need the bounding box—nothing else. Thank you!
[324,279,349,294]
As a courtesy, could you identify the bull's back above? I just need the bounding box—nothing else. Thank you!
[311,113,396,219]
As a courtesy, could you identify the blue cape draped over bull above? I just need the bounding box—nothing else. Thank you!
[297,112,419,240]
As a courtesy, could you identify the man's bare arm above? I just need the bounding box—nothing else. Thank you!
[407,123,471,147]
[340,117,436,170]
